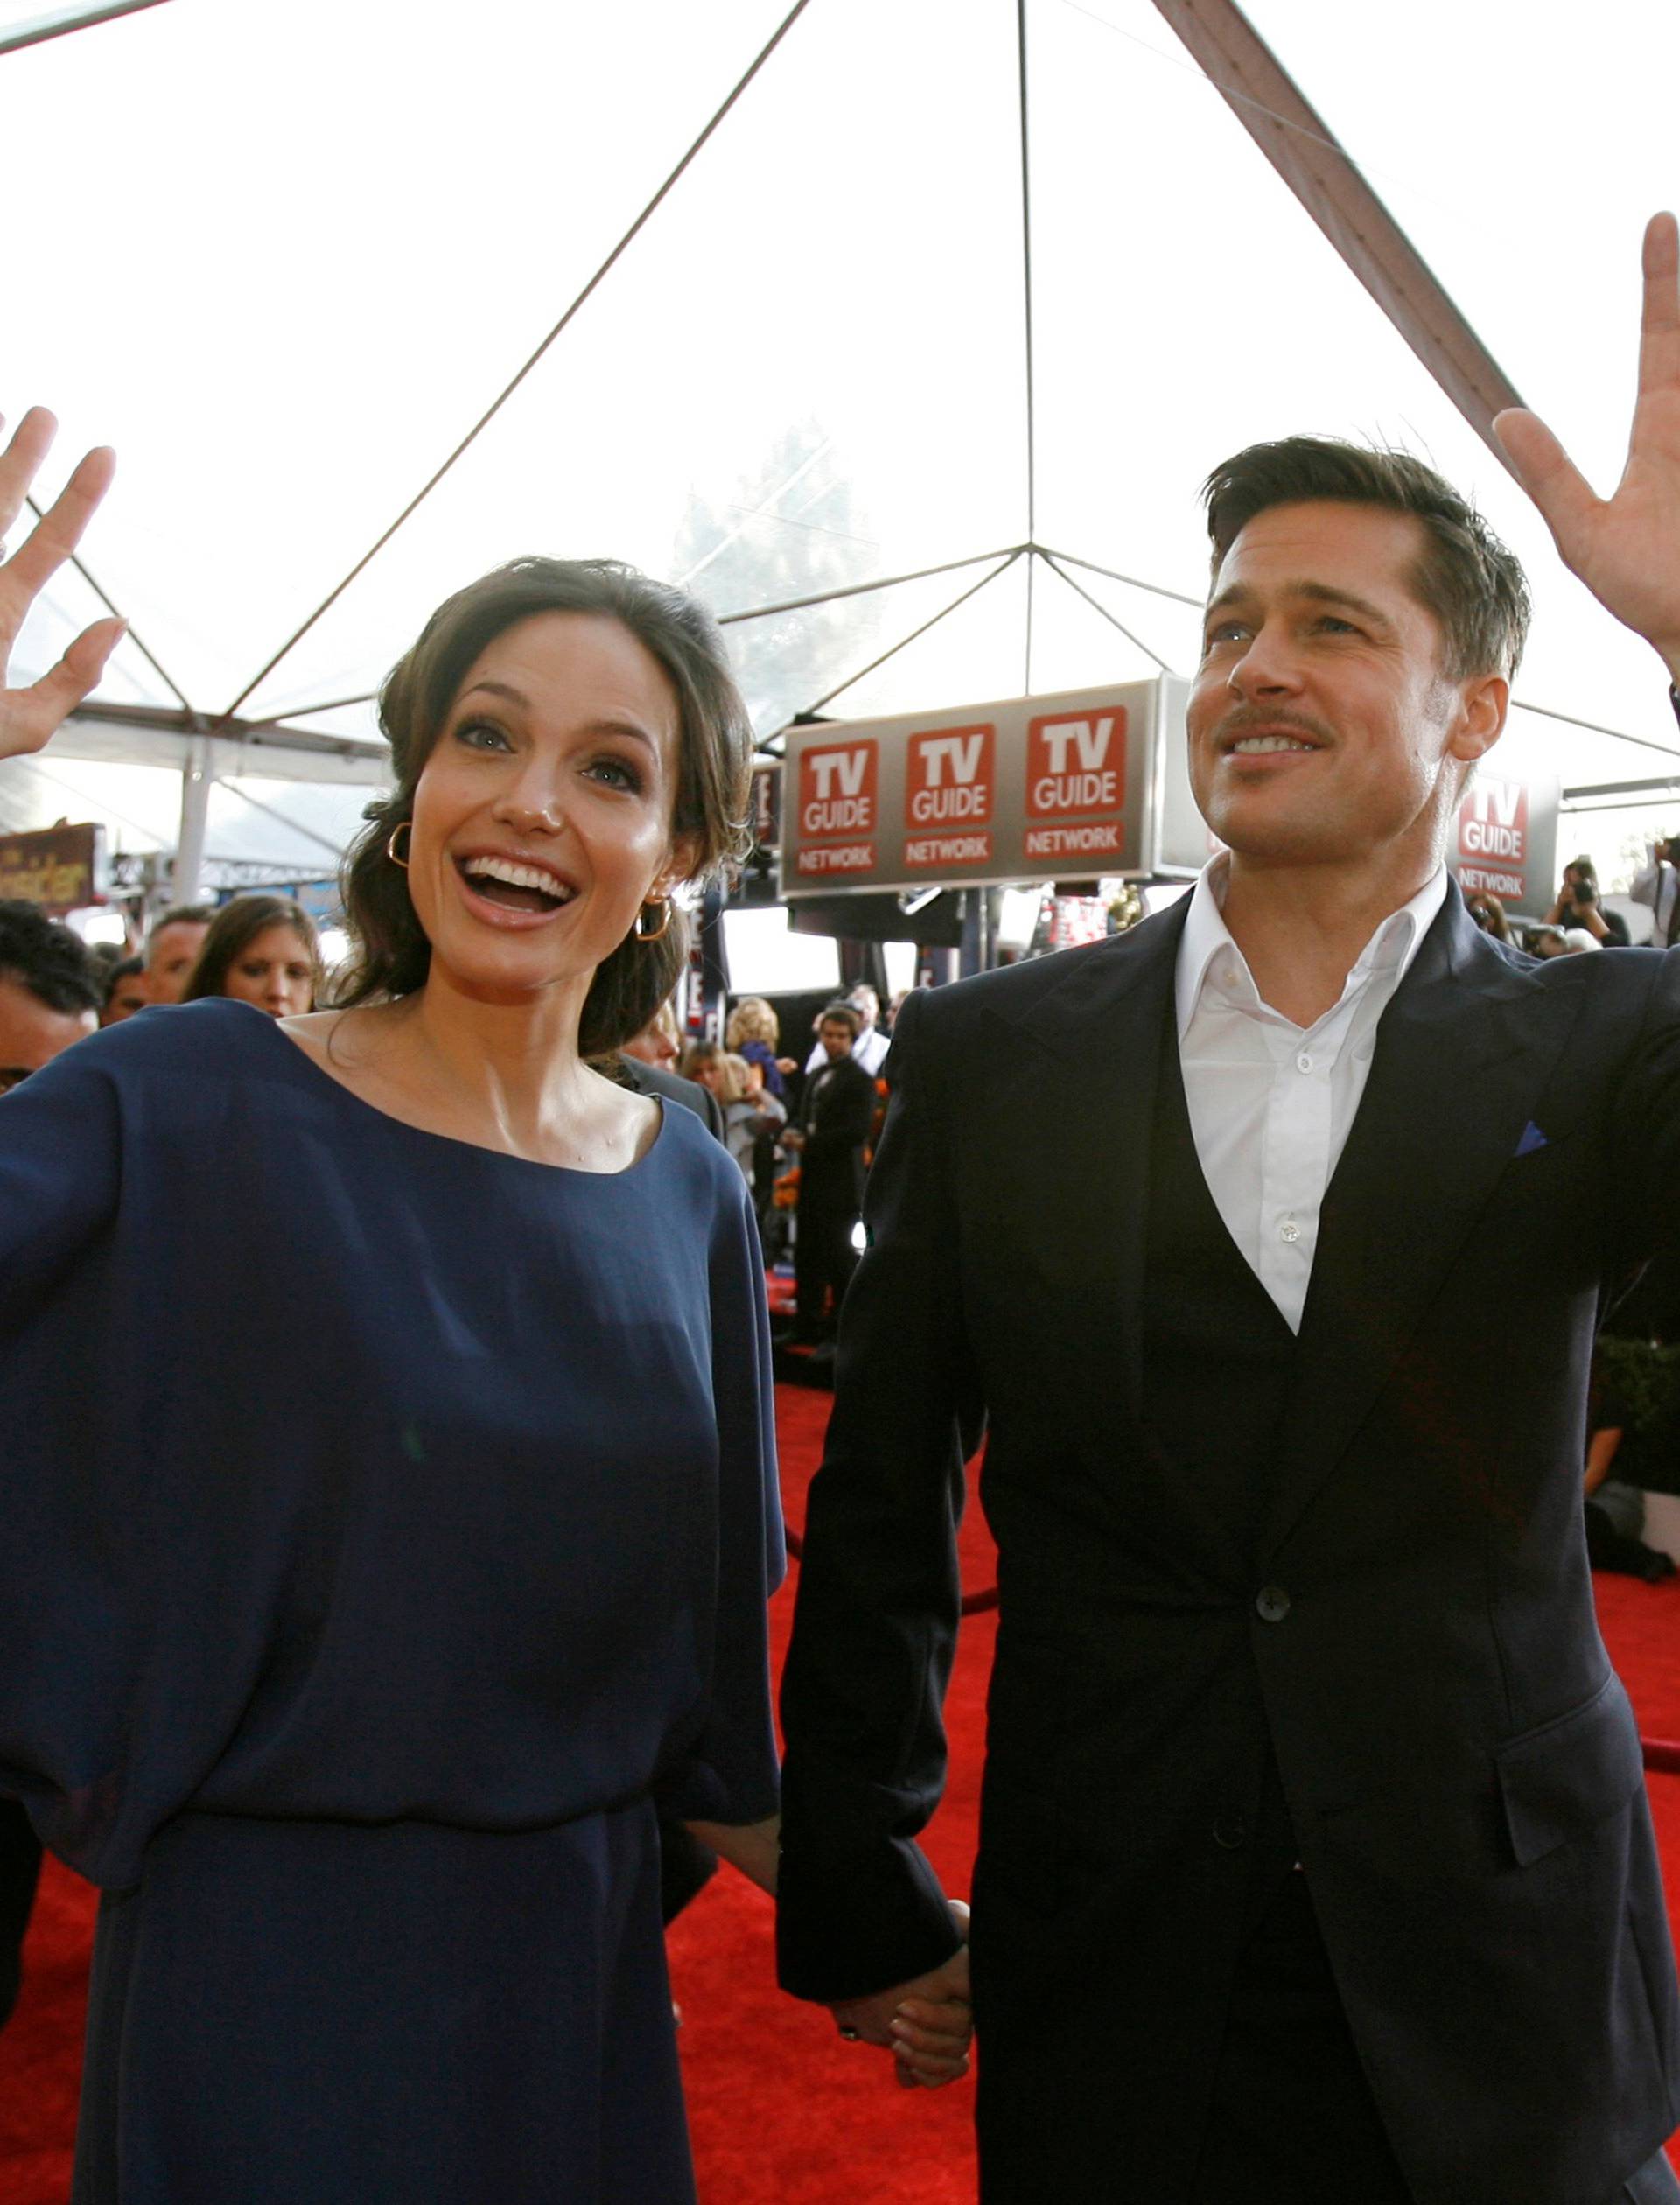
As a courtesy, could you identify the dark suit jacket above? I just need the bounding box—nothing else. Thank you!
[778,886,1680,2203]
[616,1053,724,1143]
[794,1052,876,1211]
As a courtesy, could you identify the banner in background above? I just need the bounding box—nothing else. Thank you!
[780,682,1161,895]
[0,822,108,914]
[1456,768,1559,918]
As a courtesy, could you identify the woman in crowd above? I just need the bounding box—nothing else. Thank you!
[682,1040,787,1184]
[180,892,322,1017]
[0,416,976,2204]
[724,993,793,1100]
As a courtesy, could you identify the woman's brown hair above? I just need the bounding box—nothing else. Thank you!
[336,557,752,1054]
[181,894,321,1005]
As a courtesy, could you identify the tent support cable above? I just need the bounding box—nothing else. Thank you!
[1017,0,1038,694]
[1040,552,1174,672]
[766,549,1026,742]
[21,493,195,711]
[213,0,819,731]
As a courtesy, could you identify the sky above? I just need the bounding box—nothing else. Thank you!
[3,0,1677,890]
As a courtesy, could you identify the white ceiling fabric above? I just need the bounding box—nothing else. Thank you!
[4,0,1678,879]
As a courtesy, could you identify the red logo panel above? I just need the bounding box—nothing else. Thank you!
[905,723,995,830]
[1026,708,1127,820]
[798,740,878,842]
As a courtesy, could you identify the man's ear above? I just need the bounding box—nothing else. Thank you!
[1447,671,1509,767]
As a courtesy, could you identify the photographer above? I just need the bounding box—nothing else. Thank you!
[1633,831,1680,946]
[1543,854,1618,942]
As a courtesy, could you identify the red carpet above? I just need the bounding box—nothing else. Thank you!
[5,1393,1680,2202]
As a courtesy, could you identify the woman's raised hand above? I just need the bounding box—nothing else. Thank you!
[0,407,122,763]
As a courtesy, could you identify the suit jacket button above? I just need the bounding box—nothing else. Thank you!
[1256,1585,1292,1623]
[1213,1812,1249,1849]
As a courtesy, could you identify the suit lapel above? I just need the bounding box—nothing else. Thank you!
[1262,900,1582,1558]
[1013,901,1187,1407]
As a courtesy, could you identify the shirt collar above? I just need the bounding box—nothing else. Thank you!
[1175,853,1449,1037]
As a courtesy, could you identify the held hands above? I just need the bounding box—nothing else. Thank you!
[1494,213,1680,683]
[0,408,122,762]
[828,1900,973,2090]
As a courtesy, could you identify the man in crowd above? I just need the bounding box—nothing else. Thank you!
[0,895,100,1093]
[780,1001,877,1357]
[0,897,100,2026]
[802,983,890,1077]
[100,953,148,1026]
[778,217,1680,2202]
[141,901,213,1004]
[1632,834,1680,945]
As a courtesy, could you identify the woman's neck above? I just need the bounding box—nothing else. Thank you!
[319,966,654,1171]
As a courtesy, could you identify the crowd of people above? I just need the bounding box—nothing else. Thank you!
[0,892,326,1096]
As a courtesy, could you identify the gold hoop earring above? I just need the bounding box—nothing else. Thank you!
[386,821,412,869]
[635,898,672,943]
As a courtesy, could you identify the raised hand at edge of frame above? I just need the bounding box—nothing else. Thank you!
[0,406,123,764]
[1494,212,1680,686]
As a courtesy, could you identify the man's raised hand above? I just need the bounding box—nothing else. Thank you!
[1494,213,1680,683]
[0,407,122,762]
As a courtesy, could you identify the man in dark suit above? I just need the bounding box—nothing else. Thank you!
[782,1001,878,1351]
[777,219,1680,2201]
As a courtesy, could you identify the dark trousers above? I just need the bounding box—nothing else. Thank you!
[0,1796,43,2031]
[793,1190,859,1338]
[1192,1866,1680,2204]
[1192,1866,1413,2202]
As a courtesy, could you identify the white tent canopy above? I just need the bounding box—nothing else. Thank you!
[6,0,1680,894]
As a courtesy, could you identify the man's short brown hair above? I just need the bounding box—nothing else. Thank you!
[1201,437,1531,682]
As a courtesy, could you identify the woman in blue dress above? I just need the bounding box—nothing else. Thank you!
[0,410,970,2202]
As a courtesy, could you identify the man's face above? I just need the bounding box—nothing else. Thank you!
[0,972,96,1093]
[1186,501,1506,873]
[102,972,149,1026]
[818,1018,855,1062]
[145,920,210,1004]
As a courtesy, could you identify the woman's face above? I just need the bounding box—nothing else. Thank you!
[408,612,688,1008]
[223,924,315,1018]
[691,1057,722,1093]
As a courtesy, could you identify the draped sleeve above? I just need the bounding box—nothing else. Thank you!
[0,1026,177,1882]
[652,1162,785,1824]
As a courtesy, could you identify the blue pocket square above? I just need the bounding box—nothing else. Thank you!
[1515,1122,1549,1158]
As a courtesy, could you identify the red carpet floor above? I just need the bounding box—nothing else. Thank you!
[4,1389,1679,2202]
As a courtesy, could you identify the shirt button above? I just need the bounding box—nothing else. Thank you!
[1278,1220,1301,1244]
[1213,1812,1250,1850]
[1296,1052,1313,1073]
[1256,1585,1292,1623]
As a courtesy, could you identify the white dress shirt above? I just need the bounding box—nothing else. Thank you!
[1173,857,1449,1333]
[803,1025,891,1077]
[1630,852,1679,945]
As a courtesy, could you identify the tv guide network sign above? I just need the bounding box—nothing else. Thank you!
[1454,768,1559,918]
[780,681,1165,895]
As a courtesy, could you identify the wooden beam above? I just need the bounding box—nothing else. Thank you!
[1151,0,1523,459]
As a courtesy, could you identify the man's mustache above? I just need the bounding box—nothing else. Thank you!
[1209,705,1336,747]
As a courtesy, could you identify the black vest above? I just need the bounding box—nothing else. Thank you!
[1140,1026,1302,1892]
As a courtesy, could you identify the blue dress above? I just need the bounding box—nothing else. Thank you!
[0,999,783,2204]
